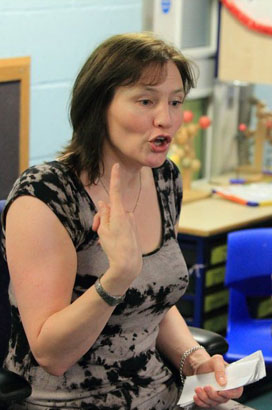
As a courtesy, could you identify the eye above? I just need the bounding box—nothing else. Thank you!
[171,100,182,107]
[139,99,152,106]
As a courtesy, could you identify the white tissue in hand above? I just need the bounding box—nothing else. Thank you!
[177,350,266,407]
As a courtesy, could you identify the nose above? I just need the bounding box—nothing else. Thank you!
[153,103,172,129]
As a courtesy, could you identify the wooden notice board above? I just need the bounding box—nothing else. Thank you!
[218,7,272,84]
[0,57,30,199]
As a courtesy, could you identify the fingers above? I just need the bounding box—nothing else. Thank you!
[212,354,227,386]
[193,390,210,408]
[193,384,244,407]
[194,386,217,408]
[92,201,111,232]
[97,201,110,226]
[94,162,123,234]
[92,213,100,232]
[109,163,124,215]
[194,386,230,408]
[218,387,244,400]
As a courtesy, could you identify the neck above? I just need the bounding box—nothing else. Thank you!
[100,157,143,188]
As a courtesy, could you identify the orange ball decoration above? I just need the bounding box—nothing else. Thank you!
[266,120,272,129]
[239,123,247,132]
[183,110,194,123]
[198,116,211,129]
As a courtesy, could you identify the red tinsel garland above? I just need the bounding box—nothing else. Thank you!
[221,0,272,36]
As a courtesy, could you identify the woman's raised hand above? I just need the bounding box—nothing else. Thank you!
[92,163,143,282]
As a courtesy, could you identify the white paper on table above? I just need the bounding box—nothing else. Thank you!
[177,350,266,407]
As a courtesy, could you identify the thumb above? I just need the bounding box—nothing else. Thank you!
[92,213,100,232]
[216,370,227,387]
[213,357,227,386]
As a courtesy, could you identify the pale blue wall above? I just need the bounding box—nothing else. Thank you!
[254,85,272,109]
[0,0,142,165]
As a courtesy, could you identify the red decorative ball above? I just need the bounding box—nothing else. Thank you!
[239,123,247,132]
[266,120,272,129]
[183,110,194,123]
[198,116,211,129]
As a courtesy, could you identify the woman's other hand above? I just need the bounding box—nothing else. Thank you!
[192,354,243,408]
[92,163,143,282]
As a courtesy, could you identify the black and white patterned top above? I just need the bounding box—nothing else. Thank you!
[1,159,189,410]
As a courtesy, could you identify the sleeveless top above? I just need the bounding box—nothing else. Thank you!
[1,159,189,410]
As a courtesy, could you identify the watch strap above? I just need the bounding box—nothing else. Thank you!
[94,277,125,306]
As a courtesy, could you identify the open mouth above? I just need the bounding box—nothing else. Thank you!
[149,135,171,153]
[150,136,171,146]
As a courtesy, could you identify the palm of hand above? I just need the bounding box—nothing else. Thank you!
[93,163,143,280]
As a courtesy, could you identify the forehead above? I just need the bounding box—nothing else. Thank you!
[134,61,184,92]
[111,61,184,101]
[138,61,182,86]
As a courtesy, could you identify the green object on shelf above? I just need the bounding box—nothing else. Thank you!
[248,297,272,318]
[204,313,228,333]
[210,244,227,265]
[205,266,226,288]
[257,298,272,318]
[204,289,229,313]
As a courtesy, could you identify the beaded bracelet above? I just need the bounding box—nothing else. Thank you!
[179,345,205,385]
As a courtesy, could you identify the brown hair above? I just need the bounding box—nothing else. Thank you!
[60,32,196,184]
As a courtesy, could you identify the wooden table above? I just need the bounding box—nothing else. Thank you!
[179,196,272,237]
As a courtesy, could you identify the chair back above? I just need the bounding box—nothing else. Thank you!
[224,228,272,365]
[225,228,272,296]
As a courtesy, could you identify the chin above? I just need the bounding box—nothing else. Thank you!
[145,155,167,169]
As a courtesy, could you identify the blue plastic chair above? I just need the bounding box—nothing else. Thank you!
[0,200,5,214]
[224,228,272,367]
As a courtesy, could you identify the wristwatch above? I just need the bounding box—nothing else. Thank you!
[94,277,126,306]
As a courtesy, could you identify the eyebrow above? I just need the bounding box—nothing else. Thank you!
[137,85,185,95]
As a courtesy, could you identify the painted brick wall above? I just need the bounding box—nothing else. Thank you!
[0,0,142,165]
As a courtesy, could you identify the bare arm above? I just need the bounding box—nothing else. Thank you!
[157,306,243,407]
[5,164,142,376]
[157,223,243,407]
[156,306,211,376]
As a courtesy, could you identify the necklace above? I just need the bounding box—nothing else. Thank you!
[99,172,142,213]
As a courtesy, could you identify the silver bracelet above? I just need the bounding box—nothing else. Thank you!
[94,277,126,306]
[179,345,205,385]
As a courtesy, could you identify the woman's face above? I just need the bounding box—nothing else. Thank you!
[104,61,185,170]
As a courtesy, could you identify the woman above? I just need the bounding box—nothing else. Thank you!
[1,33,242,409]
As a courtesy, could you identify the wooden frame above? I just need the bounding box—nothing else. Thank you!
[0,57,30,172]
